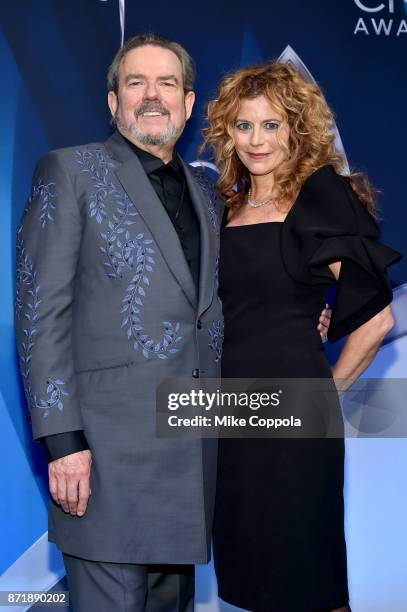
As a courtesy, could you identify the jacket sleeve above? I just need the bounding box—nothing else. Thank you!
[281,165,402,343]
[15,150,87,441]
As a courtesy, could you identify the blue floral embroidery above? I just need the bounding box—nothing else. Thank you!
[76,149,138,278]
[23,179,57,228]
[190,168,220,235]
[15,227,41,364]
[121,239,182,359]
[15,228,69,417]
[208,319,224,362]
[77,147,183,359]
[36,378,69,417]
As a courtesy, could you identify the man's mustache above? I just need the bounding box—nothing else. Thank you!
[135,102,170,117]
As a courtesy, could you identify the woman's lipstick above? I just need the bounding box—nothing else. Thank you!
[247,152,270,159]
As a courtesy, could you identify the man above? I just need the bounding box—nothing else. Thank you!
[15,33,331,611]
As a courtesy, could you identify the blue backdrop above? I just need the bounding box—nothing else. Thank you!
[1,1,406,611]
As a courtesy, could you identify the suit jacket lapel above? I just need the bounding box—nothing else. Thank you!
[182,161,216,317]
[104,132,197,310]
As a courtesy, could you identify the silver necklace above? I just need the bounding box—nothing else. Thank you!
[247,188,273,208]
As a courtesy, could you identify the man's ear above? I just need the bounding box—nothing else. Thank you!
[108,91,118,119]
[184,90,195,121]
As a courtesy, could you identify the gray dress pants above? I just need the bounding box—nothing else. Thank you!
[63,554,195,612]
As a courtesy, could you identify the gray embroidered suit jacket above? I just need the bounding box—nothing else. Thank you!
[15,131,224,563]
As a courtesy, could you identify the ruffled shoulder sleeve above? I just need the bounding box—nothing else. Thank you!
[280,164,402,342]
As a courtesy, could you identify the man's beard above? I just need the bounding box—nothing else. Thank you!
[129,122,181,146]
[115,100,185,146]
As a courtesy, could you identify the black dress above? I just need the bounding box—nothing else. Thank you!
[213,165,401,612]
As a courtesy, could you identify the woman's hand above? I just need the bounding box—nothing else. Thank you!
[318,304,332,343]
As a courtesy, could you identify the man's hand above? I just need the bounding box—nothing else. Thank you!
[49,449,92,517]
[318,304,332,343]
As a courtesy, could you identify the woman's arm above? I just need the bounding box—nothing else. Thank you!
[328,262,395,392]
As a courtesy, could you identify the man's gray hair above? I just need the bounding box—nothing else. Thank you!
[107,33,195,94]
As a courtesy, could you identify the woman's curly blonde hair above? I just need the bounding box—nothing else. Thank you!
[202,61,376,214]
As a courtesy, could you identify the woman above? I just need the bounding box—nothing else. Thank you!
[203,62,401,612]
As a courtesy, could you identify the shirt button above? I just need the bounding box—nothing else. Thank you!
[197,320,202,330]
[192,368,200,378]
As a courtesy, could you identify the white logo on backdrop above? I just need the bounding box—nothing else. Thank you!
[278,45,349,174]
[354,0,395,11]
[353,0,407,35]
[99,0,125,46]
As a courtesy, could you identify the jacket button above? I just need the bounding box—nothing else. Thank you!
[197,320,202,330]
[192,368,200,378]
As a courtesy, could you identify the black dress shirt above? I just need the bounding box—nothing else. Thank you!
[127,140,200,290]
[41,135,201,462]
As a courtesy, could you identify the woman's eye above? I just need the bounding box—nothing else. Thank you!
[236,122,251,131]
[265,122,279,130]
